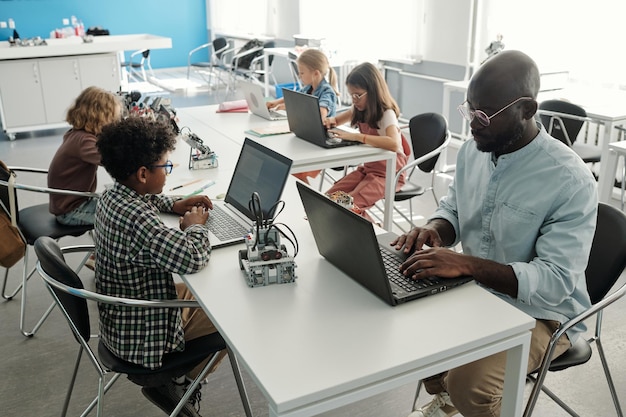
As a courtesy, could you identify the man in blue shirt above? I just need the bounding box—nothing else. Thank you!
[393,50,597,417]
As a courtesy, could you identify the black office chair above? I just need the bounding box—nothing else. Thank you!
[538,99,602,168]
[34,237,253,417]
[187,37,230,90]
[410,203,626,417]
[523,202,626,417]
[378,113,450,231]
[0,162,95,337]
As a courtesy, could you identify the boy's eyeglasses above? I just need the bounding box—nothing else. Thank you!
[351,92,367,101]
[150,160,174,175]
[458,96,533,127]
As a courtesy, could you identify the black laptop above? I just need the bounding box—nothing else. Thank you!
[282,88,361,149]
[205,138,292,248]
[296,182,473,306]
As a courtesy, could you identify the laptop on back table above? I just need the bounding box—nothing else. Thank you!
[206,138,292,248]
[240,81,288,121]
[282,88,361,149]
[296,182,473,305]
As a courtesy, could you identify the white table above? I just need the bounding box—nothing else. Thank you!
[174,176,535,417]
[176,105,398,231]
[598,141,626,205]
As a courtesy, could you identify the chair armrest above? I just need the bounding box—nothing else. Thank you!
[0,179,100,199]
[551,281,626,344]
[189,43,211,58]
[8,166,48,174]
[392,131,451,189]
[231,46,264,68]
[38,244,201,310]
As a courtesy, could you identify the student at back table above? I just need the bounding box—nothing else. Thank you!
[266,48,339,184]
[324,62,411,222]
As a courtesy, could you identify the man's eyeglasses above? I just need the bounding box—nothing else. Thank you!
[351,91,367,102]
[458,96,533,127]
[150,160,174,175]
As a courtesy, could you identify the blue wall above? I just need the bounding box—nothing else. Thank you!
[0,0,208,68]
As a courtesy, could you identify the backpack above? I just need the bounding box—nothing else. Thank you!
[233,39,264,70]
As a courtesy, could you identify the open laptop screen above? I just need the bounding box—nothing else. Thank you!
[224,138,292,219]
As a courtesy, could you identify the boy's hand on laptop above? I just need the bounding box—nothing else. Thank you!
[173,195,213,215]
[179,205,210,230]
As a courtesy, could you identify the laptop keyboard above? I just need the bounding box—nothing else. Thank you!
[380,247,442,293]
[206,205,249,241]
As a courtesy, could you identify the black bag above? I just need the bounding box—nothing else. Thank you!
[0,161,26,268]
[233,39,264,70]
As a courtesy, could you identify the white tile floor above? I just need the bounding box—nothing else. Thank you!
[1,69,625,417]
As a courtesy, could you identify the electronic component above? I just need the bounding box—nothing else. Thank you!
[180,127,218,170]
[238,193,297,287]
[238,227,296,287]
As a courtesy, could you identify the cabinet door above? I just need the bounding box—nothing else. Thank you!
[39,57,83,123]
[79,53,121,93]
[0,60,47,128]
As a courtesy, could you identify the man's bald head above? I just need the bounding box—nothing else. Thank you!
[470,50,540,102]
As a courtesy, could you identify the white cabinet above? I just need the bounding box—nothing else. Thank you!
[39,57,83,124]
[0,52,121,139]
[0,60,47,128]
[79,54,121,93]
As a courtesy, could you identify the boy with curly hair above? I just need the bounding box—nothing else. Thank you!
[95,117,218,417]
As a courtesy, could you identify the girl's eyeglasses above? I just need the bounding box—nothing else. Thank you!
[150,160,174,175]
[351,91,367,102]
[458,96,532,127]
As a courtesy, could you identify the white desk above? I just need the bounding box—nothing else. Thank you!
[176,106,398,231]
[598,141,626,205]
[175,177,535,417]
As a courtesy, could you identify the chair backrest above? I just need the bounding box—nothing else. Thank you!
[408,113,448,173]
[585,203,626,304]
[213,37,228,59]
[34,237,91,342]
[539,99,587,146]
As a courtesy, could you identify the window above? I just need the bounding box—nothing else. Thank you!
[299,0,424,63]
[210,0,268,38]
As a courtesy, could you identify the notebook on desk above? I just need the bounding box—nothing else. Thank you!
[282,88,362,149]
[206,138,292,248]
[240,81,288,121]
[296,182,473,306]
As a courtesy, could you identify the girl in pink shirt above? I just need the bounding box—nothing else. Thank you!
[324,62,410,222]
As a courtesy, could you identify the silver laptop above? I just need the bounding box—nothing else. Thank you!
[296,182,473,305]
[240,81,288,121]
[206,138,292,248]
[282,88,361,148]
